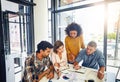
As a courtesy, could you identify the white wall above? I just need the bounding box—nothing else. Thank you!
[34,0,49,50]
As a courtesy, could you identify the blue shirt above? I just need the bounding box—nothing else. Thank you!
[75,49,105,69]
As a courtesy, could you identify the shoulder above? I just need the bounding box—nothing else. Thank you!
[95,49,102,54]
[77,35,83,39]
[65,36,70,40]
[79,49,86,54]
[25,54,34,61]
[63,50,67,56]
[51,52,57,57]
[94,49,103,57]
[81,49,86,52]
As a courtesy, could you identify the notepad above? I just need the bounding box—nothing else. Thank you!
[59,65,70,71]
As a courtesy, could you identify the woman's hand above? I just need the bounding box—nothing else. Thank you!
[68,54,75,63]
[73,64,80,70]
[54,63,60,68]
[73,61,80,70]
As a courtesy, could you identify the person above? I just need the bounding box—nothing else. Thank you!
[65,22,85,64]
[51,40,68,78]
[73,41,105,80]
[22,41,54,82]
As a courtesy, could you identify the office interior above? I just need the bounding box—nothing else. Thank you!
[0,0,120,82]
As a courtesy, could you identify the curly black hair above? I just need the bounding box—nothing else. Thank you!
[36,41,53,53]
[65,22,83,37]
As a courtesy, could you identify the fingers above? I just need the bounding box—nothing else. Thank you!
[73,64,80,70]
[97,71,104,80]
[47,72,54,79]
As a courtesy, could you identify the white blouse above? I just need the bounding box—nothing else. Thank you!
[51,50,68,70]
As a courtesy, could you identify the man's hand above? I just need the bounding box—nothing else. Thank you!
[97,66,105,80]
[97,70,104,80]
[45,69,51,74]
[47,71,54,79]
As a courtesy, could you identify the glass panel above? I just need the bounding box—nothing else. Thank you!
[48,0,52,43]
[57,0,104,9]
[56,5,104,50]
[8,12,27,54]
[48,0,51,8]
[107,2,120,59]
[9,14,21,54]
[48,10,51,20]
[107,2,120,67]
[48,21,52,42]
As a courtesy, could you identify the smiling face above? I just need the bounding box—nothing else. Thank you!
[69,30,78,38]
[56,45,64,54]
[37,48,52,60]
[86,45,96,55]
[42,48,52,58]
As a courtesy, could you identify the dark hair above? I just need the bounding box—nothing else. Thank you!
[36,41,53,53]
[53,40,64,53]
[88,41,97,48]
[65,22,83,36]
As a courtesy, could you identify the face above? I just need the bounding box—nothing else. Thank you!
[69,30,77,38]
[42,48,52,58]
[86,45,96,55]
[56,45,64,54]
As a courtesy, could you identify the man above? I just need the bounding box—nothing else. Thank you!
[74,41,105,80]
[22,41,54,82]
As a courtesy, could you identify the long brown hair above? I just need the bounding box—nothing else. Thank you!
[53,40,64,53]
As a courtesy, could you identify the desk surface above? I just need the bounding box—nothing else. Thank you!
[40,64,106,82]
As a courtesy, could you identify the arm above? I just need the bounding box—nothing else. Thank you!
[38,68,51,81]
[97,51,105,80]
[65,37,75,63]
[80,35,85,49]
[60,50,68,66]
[51,53,60,68]
[38,65,54,81]
[46,65,54,79]
[97,66,105,80]
[65,37,71,56]
[73,52,83,70]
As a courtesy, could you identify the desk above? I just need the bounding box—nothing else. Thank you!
[40,64,106,82]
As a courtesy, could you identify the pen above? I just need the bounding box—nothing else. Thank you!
[68,70,84,74]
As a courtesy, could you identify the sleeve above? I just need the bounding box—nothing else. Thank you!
[23,56,35,81]
[65,36,71,61]
[65,36,71,55]
[63,51,68,65]
[97,51,105,67]
[60,50,68,66]
[80,35,85,49]
[75,51,82,63]
[46,57,53,67]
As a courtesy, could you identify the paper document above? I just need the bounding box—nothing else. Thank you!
[68,67,86,74]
